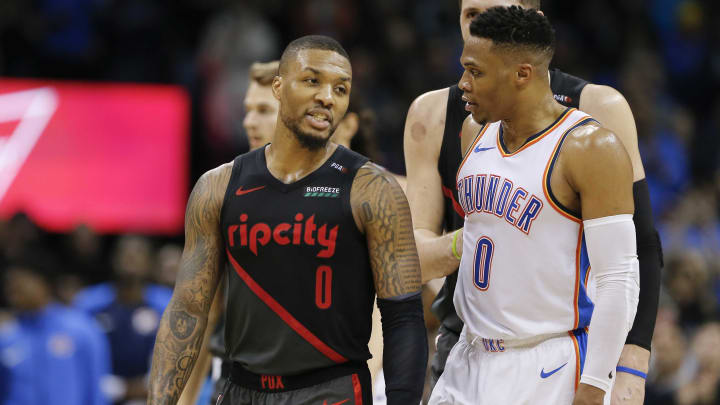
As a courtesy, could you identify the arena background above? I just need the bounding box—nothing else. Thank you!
[0,0,719,404]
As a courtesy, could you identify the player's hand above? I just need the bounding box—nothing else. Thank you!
[572,383,605,405]
[611,345,649,404]
[610,371,645,404]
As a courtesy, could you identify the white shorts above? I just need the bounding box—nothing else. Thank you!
[428,328,590,405]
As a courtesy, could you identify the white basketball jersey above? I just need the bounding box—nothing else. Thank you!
[455,108,598,340]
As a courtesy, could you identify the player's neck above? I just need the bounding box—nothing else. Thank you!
[265,127,338,184]
[501,91,565,153]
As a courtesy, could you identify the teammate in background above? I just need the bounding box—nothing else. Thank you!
[149,35,427,405]
[403,0,662,403]
[428,7,639,404]
[243,61,282,151]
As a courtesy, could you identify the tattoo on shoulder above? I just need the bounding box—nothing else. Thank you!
[361,201,373,222]
[352,163,421,298]
[185,165,232,234]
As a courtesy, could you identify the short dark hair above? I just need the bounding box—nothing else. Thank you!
[470,5,555,62]
[279,35,349,74]
[249,61,279,86]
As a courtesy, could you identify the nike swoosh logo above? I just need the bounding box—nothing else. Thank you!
[236,185,266,196]
[474,146,496,153]
[540,362,567,378]
[322,400,350,405]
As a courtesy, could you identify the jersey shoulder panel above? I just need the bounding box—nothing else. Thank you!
[550,68,590,109]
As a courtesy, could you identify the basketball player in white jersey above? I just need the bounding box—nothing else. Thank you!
[428,7,639,405]
[408,2,659,403]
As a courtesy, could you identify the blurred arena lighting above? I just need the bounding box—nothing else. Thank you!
[0,79,189,234]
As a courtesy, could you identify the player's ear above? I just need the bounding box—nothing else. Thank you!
[515,63,533,89]
[272,76,282,101]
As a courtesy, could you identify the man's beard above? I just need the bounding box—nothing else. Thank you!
[282,113,334,150]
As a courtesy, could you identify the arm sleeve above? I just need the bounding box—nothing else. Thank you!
[626,179,662,350]
[580,214,640,392]
[377,292,428,405]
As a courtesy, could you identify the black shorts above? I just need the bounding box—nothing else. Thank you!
[429,324,461,394]
[216,362,372,405]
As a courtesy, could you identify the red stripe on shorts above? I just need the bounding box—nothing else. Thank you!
[351,373,363,405]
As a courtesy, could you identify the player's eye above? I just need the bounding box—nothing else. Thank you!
[335,86,347,95]
[466,11,478,19]
[304,78,318,85]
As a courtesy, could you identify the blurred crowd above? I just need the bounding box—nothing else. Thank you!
[0,215,182,404]
[1,0,720,404]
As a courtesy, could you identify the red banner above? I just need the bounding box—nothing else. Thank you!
[0,79,189,234]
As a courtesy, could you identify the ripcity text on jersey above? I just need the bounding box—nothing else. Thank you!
[220,145,373,376]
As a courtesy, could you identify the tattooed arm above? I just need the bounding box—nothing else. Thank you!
[148,163,232,405]
[351,162,422,298]
[351,163,427,404]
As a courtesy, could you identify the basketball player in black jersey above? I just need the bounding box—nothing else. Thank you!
[179,62,398,405]
[404,1,662,403]
[149,35,427,405]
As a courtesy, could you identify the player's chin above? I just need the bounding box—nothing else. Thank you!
[471,111,489,125]
[295,128,333,150]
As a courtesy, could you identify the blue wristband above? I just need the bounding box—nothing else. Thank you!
[616,366,647,379]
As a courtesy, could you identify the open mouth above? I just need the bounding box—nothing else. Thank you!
[305,109,331,130]
[462,95,477,112]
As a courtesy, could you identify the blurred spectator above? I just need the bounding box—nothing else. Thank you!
[73,236,171,405]
[56,273,85,306]
[197,4,279,168]
[155,243,182,288]
[647,309,698,404]
[662,187,720,260]
[0,259,111,405]
[63,225,108,285]
[691,99,720,182]
[1,213,45,263]
[675,323,720,405]
[663,251,717,330]
[650,0,708,112]
[332,96,379,159]
[639,106,693,219]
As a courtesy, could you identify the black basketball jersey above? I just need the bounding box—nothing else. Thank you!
[431,69,590,333]
[220,145,374,375]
